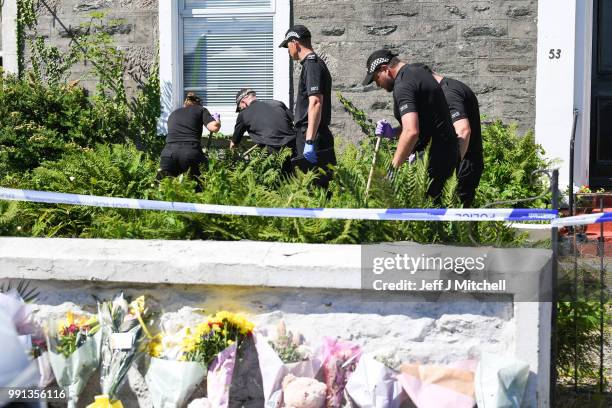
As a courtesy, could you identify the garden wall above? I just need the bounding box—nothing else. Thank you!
[0,237,551,407]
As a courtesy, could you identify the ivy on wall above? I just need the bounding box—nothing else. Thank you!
[16,0,36,76]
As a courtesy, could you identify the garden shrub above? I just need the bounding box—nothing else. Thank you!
[2,141,520,246]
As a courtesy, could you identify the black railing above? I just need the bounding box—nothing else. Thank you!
[554,194,611,405]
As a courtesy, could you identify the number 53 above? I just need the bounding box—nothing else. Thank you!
[549,49,561,59]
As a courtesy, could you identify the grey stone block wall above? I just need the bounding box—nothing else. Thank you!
[26,0,158,97]
[293,0,538,141]
[24,0,537,139]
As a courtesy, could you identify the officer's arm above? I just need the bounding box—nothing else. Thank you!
[306,94,323,142]
[453,118,471,160]
[231,114,247,148]
[392,113,419,168]
[202,108,221,133]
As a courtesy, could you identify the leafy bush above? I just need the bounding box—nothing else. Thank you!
[478,121,552,208]
[1,140,521,245]
[0,72,102,174]
[0,10,163,178]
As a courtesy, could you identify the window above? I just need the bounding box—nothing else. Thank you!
[159,0,290,134]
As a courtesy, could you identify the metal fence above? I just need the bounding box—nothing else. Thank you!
[553,194,611,407]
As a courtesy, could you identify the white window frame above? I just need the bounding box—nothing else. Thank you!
[1,0,19,74]
[158,0,290,135]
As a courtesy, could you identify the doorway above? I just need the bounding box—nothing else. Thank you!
[590,0,612,187]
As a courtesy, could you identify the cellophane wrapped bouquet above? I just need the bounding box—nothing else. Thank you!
[146,310,254,408]
[45,310,100,408]
[88,293,154,408]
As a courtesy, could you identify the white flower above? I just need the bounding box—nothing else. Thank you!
[69,176,75,182]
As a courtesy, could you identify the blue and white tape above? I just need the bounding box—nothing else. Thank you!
[0,187,558,222]
[552,212,612,227]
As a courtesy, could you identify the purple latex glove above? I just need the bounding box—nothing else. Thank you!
[212,112,221,122]
[375,120,394,139]
[303,143,318,164]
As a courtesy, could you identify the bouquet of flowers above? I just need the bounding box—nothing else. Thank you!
[46,309,101,408]
[344,354,404,408]
[146,310,254,408]
[146,324,208,408]
[397,359,477,408]
[186,311,254,408]
[88,293,154,408]
[254,320,322,407]
[318,337,361,407]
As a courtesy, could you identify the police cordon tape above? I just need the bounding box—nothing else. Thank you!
[551,212,612,227]
[0,187,559,222]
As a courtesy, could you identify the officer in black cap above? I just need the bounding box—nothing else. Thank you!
[231,88,297,173]
[279,24,335,188]
[159,92,221,182]
[363,49,459,201]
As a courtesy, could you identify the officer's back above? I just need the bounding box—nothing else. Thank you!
[234,99,295,148]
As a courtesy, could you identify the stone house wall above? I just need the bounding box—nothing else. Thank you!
[25,0,537,138]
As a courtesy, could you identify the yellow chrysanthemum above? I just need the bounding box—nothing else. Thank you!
[147,334,163,357]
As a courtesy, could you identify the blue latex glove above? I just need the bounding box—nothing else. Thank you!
[375,119,394,139]
[212,112,221,122]
[303,143,317,164]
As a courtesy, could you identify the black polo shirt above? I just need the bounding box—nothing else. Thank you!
[294,53,332,131]
[393,64,457,151]
[232,100,296,147]
[166,105,215,143]
[439,77,483,164]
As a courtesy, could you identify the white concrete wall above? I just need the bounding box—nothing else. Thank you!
[1,0,18,74]
[536,0,593,188]
[0,238,551,407]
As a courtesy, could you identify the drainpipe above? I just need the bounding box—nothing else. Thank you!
[569,109,580,216]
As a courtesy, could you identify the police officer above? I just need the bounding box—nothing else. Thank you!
[279,25,335,187]
[159,92,220,180]
[428,69,483,207]
[231,88,296,154]
[363,50,459,200]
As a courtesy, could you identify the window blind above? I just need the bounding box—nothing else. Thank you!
[185,0,272,10]
[183,16,274,106]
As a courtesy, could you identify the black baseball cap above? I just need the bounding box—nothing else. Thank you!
[279,25,311,48]
[235,88,256,112]
[362,49,399,85]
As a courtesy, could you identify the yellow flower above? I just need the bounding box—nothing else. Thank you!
[129,296,146,316]
[147,334,163,357]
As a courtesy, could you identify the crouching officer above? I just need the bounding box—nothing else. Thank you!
[364,49,458,201]
[231,88,297,172]
[159,92,220,181]
[279,24,335,188]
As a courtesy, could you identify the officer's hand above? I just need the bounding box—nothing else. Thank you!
[303,143,317,164]
[375,119,394,139]
[212,112,221,122]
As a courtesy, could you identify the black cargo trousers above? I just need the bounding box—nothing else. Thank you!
[158,141,207,180]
